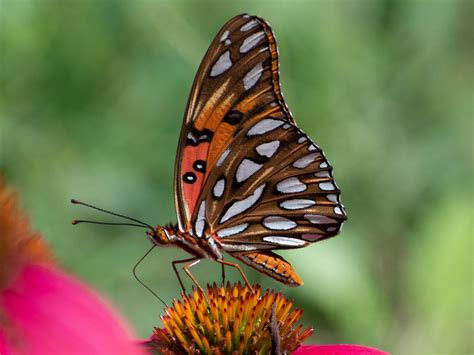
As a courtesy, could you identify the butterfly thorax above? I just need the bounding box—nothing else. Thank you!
[147,224,223,260]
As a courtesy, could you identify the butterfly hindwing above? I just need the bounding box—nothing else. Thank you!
[194,119,346,251]
[175,14,293,231]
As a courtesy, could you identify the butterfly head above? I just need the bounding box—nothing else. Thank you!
[146,225,175,246]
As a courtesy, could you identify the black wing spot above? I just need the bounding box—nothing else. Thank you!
[193,160,206,173]
[223,110,243,125]
[185,127,214,146]
[183,172,197,184]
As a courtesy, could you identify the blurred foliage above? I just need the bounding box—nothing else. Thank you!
[0,0,472,353]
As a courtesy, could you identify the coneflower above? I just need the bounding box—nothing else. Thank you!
[147,283,313,354]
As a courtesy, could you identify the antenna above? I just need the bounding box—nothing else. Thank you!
[71,199,153,229]
[133,244,168,307]
[72,220,149,228]
[70,199,166,306]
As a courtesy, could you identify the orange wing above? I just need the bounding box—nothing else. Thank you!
[174,14,294,232]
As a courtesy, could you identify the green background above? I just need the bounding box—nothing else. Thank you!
[1,0,472,353]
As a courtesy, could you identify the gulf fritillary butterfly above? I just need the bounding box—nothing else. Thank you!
[148,13,347,289]
[74,13,347,292]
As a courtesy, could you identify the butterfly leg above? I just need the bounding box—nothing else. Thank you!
[216,259,253,291]
[182,258,205,294]
[172,257,199,293]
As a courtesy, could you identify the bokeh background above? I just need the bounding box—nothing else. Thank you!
[1,0,472,353]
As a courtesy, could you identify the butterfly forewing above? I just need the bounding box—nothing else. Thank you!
[175,14,294,231]
[173,13,347,286]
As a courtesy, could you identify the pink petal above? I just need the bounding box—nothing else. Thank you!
[0,264,145,355]
[294,344,388,355]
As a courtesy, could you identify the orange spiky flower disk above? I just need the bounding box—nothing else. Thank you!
[0,179,53,288]
[146,282,313,354]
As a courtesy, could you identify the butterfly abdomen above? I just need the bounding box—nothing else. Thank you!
[232,251,303,286]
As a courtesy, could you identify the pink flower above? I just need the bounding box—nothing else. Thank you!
[0,181,145,355]
[295,344,388,354]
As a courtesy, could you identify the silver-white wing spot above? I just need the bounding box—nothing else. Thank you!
[282,123,291,129]
[276,177,307,193]
[220,30,229,42]
[220,184,266,223]
[243,62,263,90]
[326,194,339,203]
[319,182,335,191]
[319,161,328,168]
[255,140,280,158]
[216,148,230,167]
[240,19,258,31]
[263,216,297,230]
[334,206,344,215]
[194,201,206,238]
[240,31,265,53]
[315,171,331,178]
[304,214,338,224]
[221,244,258,252]
[217,223,249,237]
[236,159,263,183]
[308,144,319,151]
[247,119,284,137]
[213,179,225,198]
[298,136,307,144]
[279,199,315,210]
[293,153,319,169]
[262,236,307,247]
[210,51,232,77]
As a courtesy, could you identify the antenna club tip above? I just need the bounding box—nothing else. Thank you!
[72,220,78,225]
[71,199,79,204]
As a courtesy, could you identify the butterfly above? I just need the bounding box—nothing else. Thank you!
[146,13,347,290]
[73,13,346,293]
